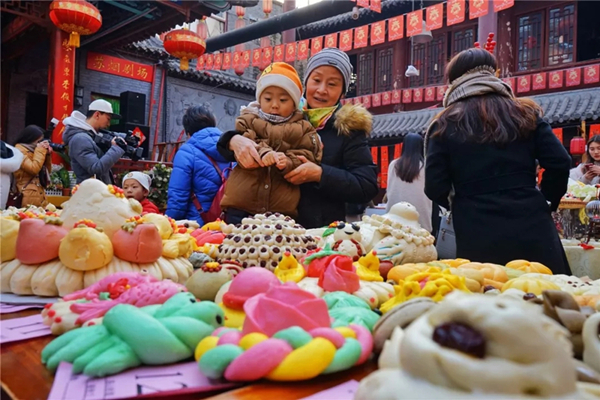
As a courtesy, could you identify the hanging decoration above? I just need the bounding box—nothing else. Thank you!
[285,42,297,63]
[549,70,564,89]
[260,0,273,70]
[566,68,582,87]
[339,29,353,51]
[355,26,369,48]
[197,16,208,40]
[493,0,514,12]
[447,0,465,26]
[585,64,600,84]
[469,0,489,19]
[406,9,423,37]
[234,6,246,76]
[517,75,531,93]
[371,21,385,45]
[163,28,206,71]
[425,3,443,31]
[532,72,546,91]
[325,33,338,48]
[388,15,404,41]
[474,32,496,53]
[49,0,102,48]
[274,44,284,62]
[311,36,323,54]
[297,40,309,60]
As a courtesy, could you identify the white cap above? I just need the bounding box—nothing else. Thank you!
[123,171,152,191]
[89,99,121,119]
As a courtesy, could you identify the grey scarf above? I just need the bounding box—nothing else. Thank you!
[443,66,514,108]
[240,101,294,124]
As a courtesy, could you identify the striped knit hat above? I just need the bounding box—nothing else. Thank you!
[304,48,353,94]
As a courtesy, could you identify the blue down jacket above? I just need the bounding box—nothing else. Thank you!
[166,127,232,225]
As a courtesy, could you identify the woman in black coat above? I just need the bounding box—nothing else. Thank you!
[425,48,571,273]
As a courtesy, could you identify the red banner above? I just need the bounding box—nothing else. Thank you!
[502,77,515,91]
[87,51,153,83]
[197,55,205,70]
[241,50,251,68]
[222,53,231,70]
[584,64,600,84]
[370,21,385,46]
[232,52,241,69]
[493,0,514,12]
[388,15,404,41]
[380,146,389,188]
[213,53,222,70]
[357,0,369,7]
[372,93,381,107]
[392,89,401,104]
[273,45,284,62]
[339,29,353,51]
[532,72,546,90]
[205,54,214,70]
[590,124,600,137]
[424,87,435,102]
[362,95,371,109]
[394,143,402,159]
[447,0,465,26]
[437,86,447,101]
[549,70,563,89]
[51,31,76,152]
[353,97,362,105]
[552,128,563,143]
[370,0,382,13]
[297,40,309,60]
[403,89,412,103]
[469,0,489,19]
[311,37,323,55]
[426,3,444,31]
[285,43,296,63]
[382,91,392,105]
[251,48,261,67]
[413,88,423,103]
[566,68,581,87]
[517,75,530,93]
[262,47,273,69]
[325,33,338,48]
[355,26,369,48]
[406,10,423,37]
[371,147,378,166]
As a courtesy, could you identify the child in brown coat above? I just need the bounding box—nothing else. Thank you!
[221,63,322,224]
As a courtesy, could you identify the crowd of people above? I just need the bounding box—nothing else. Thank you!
[2,47,591,274]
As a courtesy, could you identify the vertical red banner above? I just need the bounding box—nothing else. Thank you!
[413,88,423,102]
[325,33,338,48]
[371,147,379,167]
[437,86,447,101]
[206,54,214,69]
[590,124,600,137]
[222,53,231,70]
[469,0,489,19]
[517,75,531,93]
[392,89,401,104]
[357,0,369,8]
[382,91,392,105]
[273,45,284,62]
[311,36,323,55]
[262,47,273,69]
[406,10,423,37]
[241,50,251,68]
[232,52,241,69]
[362,95,371,109]
[549,70,563,88]
[285,43,297,63]
[426,3,444,31]
[252,48,262,67]
[370,0,382,13]
[354,26,369,48]
[197,55,205,70]
[584,64,600,84]
[566,68,581,87]
[297,40,309,60]
[394,143,403,159]
[502,77,515,92]
[403,89,412,103]
[372,93,381,107]
[380,146,389,188]
[424,87,435,102]
[339,30,353,52]
[49,30,75,159]
[371,21,385,46]
[493,0,514,12]
[447,0,465,26]
[388,15,404,41]
[552,128,563,143]
[532,73,546,90]
[213,53,223,70]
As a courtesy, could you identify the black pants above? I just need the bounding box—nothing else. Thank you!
[224,208,251,225]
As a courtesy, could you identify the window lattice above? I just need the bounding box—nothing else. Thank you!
[548,4,575,66]
[409,43,425,87]
[453,28,476,56]
[517,12,543,71]
[426,35,446,85]
[376,47,393,92]
[358,52,374,95]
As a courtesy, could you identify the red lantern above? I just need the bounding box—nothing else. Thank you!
[263,0,273,15]
[234,17,246,76]
[163,29,206,71]
[570,137,586,155]
[49,0,102,48]
[235,6,245,18]
[197,17,208,40]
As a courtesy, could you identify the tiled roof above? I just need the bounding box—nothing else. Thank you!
[298,0,411,38]
[128,36,167,57]
[371,87,600,139]
[165,60,256,94]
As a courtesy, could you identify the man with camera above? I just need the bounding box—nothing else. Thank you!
[63,99,126,184]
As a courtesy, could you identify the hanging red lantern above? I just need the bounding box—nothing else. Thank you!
[263,0,273,15]
[197,17,208,40]
[234,16,246,76]
[570,137,586,155]
[235,6,245,18]
[49,0,102,48]
[163,28,206,71]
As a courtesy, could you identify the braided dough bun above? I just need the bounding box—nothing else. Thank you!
[357,292,592,399]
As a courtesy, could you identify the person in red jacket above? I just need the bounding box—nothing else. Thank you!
[122,171,160,214]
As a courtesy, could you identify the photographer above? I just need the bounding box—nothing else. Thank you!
[12,125,52,207]
[63,100,125,184]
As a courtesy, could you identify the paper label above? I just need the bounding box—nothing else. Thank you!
[0,314,51,344]
[0,303,45,314]
[300,380,360,400]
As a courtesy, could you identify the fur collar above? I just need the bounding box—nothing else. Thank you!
[333,104,373,137]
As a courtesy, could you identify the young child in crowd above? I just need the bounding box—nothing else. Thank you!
[220,62,322,224]
[122,171,159,214]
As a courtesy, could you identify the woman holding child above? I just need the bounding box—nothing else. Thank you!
[218,48,378,228]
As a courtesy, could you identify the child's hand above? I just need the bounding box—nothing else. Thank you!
[275,152,287,170]
[261,151,277,166]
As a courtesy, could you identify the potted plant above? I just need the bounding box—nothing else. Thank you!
[58,168,71,196]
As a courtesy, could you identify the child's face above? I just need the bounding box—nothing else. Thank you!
[123,179,148,202]
[259,86,295,118]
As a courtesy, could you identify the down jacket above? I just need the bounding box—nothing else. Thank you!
[166,127,232,225]
[14,144,52,208]
[220,110,322,217]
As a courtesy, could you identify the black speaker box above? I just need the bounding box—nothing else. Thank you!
[119,91,146,125]
[111,122,150,160]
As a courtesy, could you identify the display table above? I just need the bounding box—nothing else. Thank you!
[1,309,376,400]
[46,195,71,208]
[563,241,600,280]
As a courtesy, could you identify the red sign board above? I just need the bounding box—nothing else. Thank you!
[566,68,581,87]
[355,26,369,48]
[325,33,338,48]
[222,53,231,70]
[87,51,153,83]
[262,47,273,69]
[549,70,563,88]
[273,45,284,62]
[388,15,404,41]
[285,43,296,63]
[552,128,563,143]
[447,0,465,26]
[532,73,546,90]
[252,48,262,67]
[371,21,385,46]
[232,52,241,69]
[413,88,423,103]
[426,3,443,31]
[493,0,514,12]
[197,55,205,70]
[382,91,391,105]
[591,124,600,137]
[406,10,423,37]
[339,30,353,52]
[51,33,76,155]
[424,87,435,102]
[437,86,447,101]
[297,40,309,60]
[380,146,389,188]
[584,64,600,84]
[402,89,412,103]
[362,95,371,108]
[311,36,323,55]
[205,54,214,70]
[469,0,489,19]
[517,75,531,93]
[213,53,222,70]
[241,50,251,68]
[372,93,381,107]
[370,0,382,13]
[392,89,401,104]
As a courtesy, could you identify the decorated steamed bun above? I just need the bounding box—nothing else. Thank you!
[112,218,163,264]
[0,217,19,262]
[59,220,113,271]
[16,217,68,264]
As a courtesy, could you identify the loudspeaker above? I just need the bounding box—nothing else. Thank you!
[119,91,146,125]
[112,122,150,160]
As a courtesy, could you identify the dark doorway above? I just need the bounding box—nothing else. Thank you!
[25,92,48,129]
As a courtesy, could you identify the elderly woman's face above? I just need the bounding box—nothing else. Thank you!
[305,66,344,108]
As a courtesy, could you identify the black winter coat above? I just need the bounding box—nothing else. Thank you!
[425,119,571,274]
[217,104,379,228]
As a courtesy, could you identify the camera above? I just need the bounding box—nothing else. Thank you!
[351,6,360,20]
[94,130,144,161]
[44,118,67,152]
